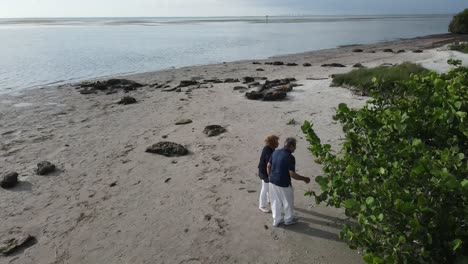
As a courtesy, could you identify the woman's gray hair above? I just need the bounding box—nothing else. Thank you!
[284,137,297,148]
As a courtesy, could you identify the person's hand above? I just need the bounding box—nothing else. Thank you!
[304,177,311,184]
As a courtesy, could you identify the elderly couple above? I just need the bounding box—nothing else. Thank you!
[257,135,311,227]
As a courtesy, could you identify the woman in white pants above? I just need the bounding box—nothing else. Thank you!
[257,135,279,213]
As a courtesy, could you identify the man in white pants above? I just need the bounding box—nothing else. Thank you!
[267,138,310,226]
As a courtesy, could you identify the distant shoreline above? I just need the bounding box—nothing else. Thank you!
[1,32,465,96]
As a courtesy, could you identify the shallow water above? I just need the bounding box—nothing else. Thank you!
[0,15,452,93]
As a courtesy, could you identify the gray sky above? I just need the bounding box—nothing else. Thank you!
[1,0,467,18]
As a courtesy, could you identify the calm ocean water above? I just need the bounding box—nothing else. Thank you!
[0,15,452,93]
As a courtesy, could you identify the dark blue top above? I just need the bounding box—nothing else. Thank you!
[269,147,296,187]
[258,145,274,182]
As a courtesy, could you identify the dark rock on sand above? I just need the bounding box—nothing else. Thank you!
[321,63,346,67]
[36,161,56,175]
[233,86,248,91]
[204,79,224,84]
[203,125,227,137]
[146,142,188,157]
[353,63,365,68]
[0,234,37,256]
[1,172,18,189]
[286,63,298,66]
[175,119,192,125]
[248,82,260,88]
[224,78,240,83]
[256,68,264,71]
[413,49,423,53]
[105,90,118,95]
[353,48,363,52]
[162,87,178,92]
[245,91,264,100]
[397,49,406,53]
[242,77,255,83]
[178,80,198,87]
[383,49,394,53]
[79,89,98,95]
[263,91,287,101]
[77,79,143,94]
[118,96,137,105]
[272,61,284,66]
[303,63,312,67]
[252,61,262,65]
[264,62,273,65]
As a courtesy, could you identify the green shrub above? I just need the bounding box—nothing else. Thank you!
[302,66,468,263]
[450,42,468,54]
[449,9,468,34]
[331,63,428,96]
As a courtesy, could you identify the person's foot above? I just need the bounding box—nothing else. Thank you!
[284,218,298,226]
[272,219,283,227]
[259,207,270,213]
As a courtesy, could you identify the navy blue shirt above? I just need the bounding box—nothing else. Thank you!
[269,147,296,187]
[258,145,274,182]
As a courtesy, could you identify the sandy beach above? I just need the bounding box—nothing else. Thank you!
[1,34,467,264]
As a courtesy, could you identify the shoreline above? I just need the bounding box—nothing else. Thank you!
[2,33,467,97]
[1,33,467,264]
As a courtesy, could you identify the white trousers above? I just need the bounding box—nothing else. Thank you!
[269,183,294,225]
[259,180,270,209]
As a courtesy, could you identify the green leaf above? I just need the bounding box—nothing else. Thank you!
[412,139,422,146]
[457,153,465,161]
[366,197,375,205]
[453,239,462,251]
[398,236,407,244]
[343,199,357,209]
[363,254,374,263]
[377,213,383,222]
[462,180,468,189]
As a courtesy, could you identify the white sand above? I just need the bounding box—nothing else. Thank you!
[0,35,466,264]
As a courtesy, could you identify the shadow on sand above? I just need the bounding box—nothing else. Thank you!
[278,207,350,243]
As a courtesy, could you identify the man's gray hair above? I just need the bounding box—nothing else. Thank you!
[284,137,297,148]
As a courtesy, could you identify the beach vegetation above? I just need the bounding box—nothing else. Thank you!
[450,42,468,54]
[303,65,468,263]
[331,63,428,96]
[449,9,468,34]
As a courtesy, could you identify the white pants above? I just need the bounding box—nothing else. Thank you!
[259,180,270,209]
[269,183,294,225]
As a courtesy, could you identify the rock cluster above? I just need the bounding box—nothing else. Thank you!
[77,79,143,94]
[245,78,298,101]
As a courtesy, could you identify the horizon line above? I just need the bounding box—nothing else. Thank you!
[0,13,455,19]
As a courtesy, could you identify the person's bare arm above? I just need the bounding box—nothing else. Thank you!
[267,162,271,176]
[289,171,310,183]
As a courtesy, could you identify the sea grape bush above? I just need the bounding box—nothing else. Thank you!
[449,9,468,34]
[302,66,468,263]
